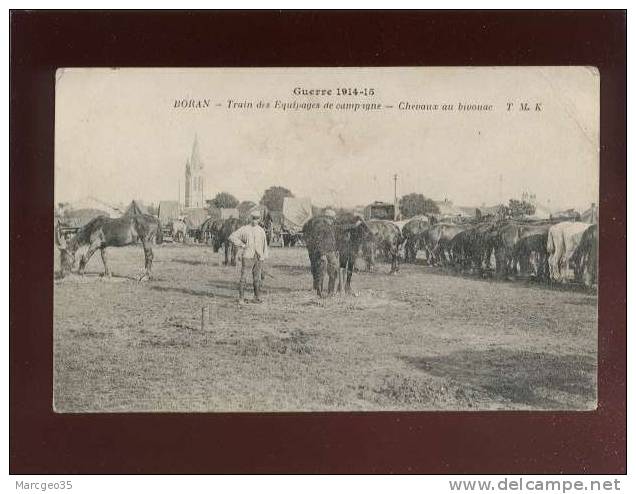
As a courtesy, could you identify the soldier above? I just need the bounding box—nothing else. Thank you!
[228,209,269,305]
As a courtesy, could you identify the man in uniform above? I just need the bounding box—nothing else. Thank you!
[228,209,269,305]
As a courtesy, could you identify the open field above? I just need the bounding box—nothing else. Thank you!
[54,243,597,412]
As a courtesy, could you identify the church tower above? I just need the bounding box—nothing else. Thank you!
[184,134,205,208]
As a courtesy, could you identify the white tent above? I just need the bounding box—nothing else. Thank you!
[282,197,312,231]
[66,196,122,217]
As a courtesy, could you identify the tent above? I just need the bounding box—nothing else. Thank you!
[282,197,312,231]
[182,207,209,229]
[158,201,181,223]
[124,200,149,216]
[62,208,109,228]
[59,196,122,228]
[64,196,123,217]
[209,207,240,220]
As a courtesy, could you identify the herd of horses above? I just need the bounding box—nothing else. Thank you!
[399,215,598,287]
[55,209,598,296]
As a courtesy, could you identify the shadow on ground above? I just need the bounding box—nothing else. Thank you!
[150,284,235,299]
[402,349,596,408]
[401,262,597,295]
[168,258,211,266]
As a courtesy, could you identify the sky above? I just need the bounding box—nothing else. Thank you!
[55,67,599,211]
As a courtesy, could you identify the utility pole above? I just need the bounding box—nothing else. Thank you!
[498,174,503,204]
[393,173,398,220]
[178,179,181,209]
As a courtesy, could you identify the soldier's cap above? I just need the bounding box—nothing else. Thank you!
[324,209,337,218]
[250,210,261,218]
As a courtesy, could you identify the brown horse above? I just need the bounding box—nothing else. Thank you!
[56,214,163,280]
[302,213,373,296]
[363,219,404,274]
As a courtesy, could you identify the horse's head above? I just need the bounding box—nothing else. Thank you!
[354,216,374,242]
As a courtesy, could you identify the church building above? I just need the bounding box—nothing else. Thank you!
[184,134,205,208]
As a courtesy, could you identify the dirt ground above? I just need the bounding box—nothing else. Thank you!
[53,243,597,412]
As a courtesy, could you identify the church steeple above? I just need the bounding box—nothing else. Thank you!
[190,133,203,171]
[184,135,205,208]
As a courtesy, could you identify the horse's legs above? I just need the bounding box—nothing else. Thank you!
[78,244,99,275]
[369,243,376,272]
[336,253,343,293]
[309,251,319,291]
[231,244,237,266]
[100,248,111,277]
[317,255,327,297]
[345,257,354,294]
[140,240,153,280]
[326,252,338,295]
[391,245,400,273]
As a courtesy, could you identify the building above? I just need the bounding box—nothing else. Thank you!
[184,134,205,208]
[363,201,395,220]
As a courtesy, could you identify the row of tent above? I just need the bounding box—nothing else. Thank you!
[56,196,315,233]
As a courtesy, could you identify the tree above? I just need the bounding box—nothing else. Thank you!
[260,186,294,212]
[508,198,535,217]
[399,193,440,218]
[211,192,239,209]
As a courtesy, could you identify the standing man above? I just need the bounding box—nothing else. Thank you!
[229,209,269,305]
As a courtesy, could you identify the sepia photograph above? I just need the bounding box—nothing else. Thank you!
[53,66,599,413]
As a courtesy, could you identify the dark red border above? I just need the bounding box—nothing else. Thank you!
[10,11,626,474]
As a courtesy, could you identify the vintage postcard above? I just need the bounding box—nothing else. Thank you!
[53,67,599,412]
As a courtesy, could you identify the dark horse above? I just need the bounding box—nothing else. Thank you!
[363,219,404,274]
[302,213,373,297]
[56,214,163,280]
[213,217,247,266]
[402,216,430,263]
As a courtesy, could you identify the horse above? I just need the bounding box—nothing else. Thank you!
[363,220,404,274]
[199,217,224,245]
[401,216,431,263]
[56,214,163,280]
[570,224,597,287]
[546,221,592,283]
[303,213,373,297]
[213,217,247,266]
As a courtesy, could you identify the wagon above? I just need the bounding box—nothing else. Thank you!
[269,197,312,247]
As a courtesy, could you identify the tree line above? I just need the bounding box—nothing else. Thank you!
[203,188,535,220]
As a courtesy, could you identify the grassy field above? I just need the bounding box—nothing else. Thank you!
[53,243,597,412]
